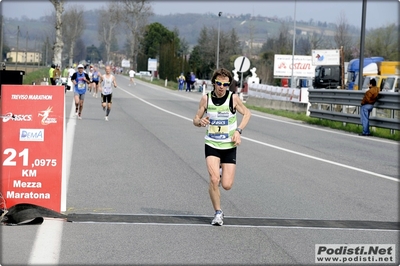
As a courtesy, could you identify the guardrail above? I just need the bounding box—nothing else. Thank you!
[308,89,400,131]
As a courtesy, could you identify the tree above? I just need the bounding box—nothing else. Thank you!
[309,29,326,50]
[62,5,84,67]
[140,22,179,79]
[49,0,64,67]
[334,11,354,61]
[119,0,153,70]
[364,23,398,60]
[98,2,121,64]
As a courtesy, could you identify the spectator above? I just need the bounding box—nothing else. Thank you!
[359,78,379,136]
[49,64,56,85]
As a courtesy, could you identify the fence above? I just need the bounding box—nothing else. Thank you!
[308,89,400,131]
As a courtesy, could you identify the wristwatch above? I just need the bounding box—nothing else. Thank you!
[236,128,242,134]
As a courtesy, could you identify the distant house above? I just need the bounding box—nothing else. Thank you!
[6,48,42,63]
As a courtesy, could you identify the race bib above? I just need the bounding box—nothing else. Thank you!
[208,119,229,139]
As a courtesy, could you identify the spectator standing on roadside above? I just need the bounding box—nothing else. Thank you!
[229,79,238,94]
[66,65,75,91]
[62,66,69,78]
[53,65,61,85]
[177,73,185,91]
[359,78,379,136]
[49,64,56,85]
[190,72,196,90]
[185,72,191,92]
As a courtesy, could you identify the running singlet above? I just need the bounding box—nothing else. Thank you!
[74,72,87,94]
[92,71,100,82]
[204,91,237,150]
[102,75,114,95]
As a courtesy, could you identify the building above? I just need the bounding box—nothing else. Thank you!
[6,49,42,64]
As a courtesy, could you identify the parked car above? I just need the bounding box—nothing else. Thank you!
[135,71,152,77]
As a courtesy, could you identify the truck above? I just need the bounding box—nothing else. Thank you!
[357,61,400,92]
[313,65,343,89]
[346,57,384,90]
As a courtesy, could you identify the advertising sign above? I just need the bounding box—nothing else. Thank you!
[311,49,340,65]
[148,58,157,71]
[274,54,315,78]
[1,85,64,212]
[121,59,130,68]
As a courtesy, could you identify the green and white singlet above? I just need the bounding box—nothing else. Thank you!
[205,91,237,150]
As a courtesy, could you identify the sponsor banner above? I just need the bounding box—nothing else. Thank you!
[1,85,64,212]
[248,83,301,102]
[312,49,340,66]
[315,244,395,264]
[273,54,315,77]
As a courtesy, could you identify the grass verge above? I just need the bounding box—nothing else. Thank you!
[246,105,399,141]
[23,67,49,85]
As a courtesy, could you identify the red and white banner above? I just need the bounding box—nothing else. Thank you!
[1,85,64,212]
[273,54,315,78]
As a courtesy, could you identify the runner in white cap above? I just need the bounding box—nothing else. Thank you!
[70,64,90,119]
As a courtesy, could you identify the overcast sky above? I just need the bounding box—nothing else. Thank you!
[1,0,398,29]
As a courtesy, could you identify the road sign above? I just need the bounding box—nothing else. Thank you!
[234,56,251,73]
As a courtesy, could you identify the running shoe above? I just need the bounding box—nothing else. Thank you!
[78,114,82,120]
[75,112,78,117]
[105,116,108,121]
[211,210,224,226]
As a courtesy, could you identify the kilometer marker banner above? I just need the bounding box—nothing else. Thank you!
[1,85,64,212]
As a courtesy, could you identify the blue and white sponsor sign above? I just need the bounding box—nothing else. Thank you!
[20,128,44,142]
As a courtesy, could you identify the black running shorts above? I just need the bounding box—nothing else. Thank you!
[205,144,237,164]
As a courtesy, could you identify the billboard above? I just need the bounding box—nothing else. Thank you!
[274,55,315,78]
[1,85,64,212]
[148,58,157,71]
[311,49,340,65]
[121,59,130,68]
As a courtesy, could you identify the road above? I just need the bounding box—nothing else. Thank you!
[1,74,399,265]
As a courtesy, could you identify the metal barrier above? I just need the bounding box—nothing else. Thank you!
[308,89,400,130]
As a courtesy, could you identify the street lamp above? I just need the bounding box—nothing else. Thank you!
[216,11,222,69]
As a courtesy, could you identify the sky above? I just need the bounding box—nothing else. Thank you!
[1,0,398,29]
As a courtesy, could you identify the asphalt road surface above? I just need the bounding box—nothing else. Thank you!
[2,74,399,266]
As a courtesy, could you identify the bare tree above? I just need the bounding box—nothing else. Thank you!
[98,2,121,64]
[62,5,84,67]
[309,28,326,50]
[49,0,64,67]
[334,11,353,61]
[120,0,153,69]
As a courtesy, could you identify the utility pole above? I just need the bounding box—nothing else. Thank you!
[25,31,29,73]
[291,0,297,88]
[216,11,222,69]
[0,16,3,63]
[15,26,20,70]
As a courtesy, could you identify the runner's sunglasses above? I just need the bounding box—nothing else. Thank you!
[215,80,230,87]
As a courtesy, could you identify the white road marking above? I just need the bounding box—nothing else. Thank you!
[27,219,64,265]
[28,100,76,265]
[118,86,399,183]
